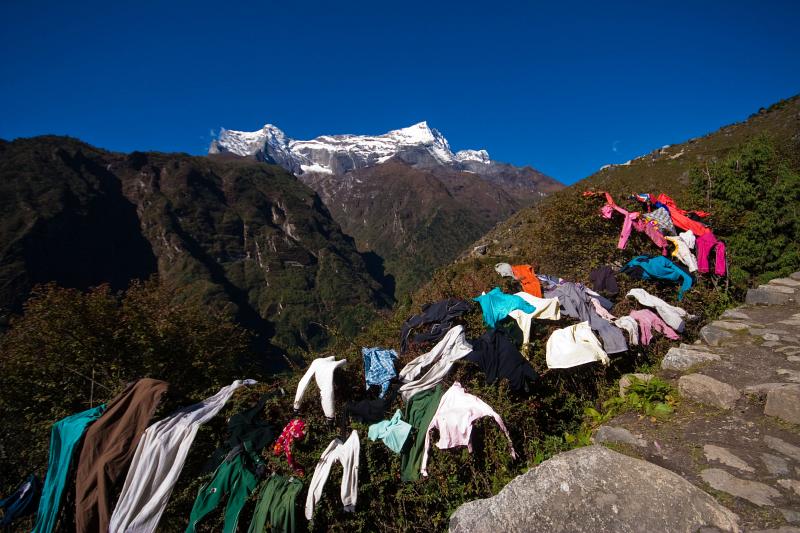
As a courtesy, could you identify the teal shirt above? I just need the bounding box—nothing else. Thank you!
[368,409,412,454]
[32,404,106,533]
[473,287,536,328]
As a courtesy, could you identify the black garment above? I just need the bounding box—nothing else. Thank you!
[205,394,274,473]
[589,266,619,296]
[341,384,398,433]
[465,329,539,393]
[544,282,628,354]
[399,298,471,353]
[0,474,40,527]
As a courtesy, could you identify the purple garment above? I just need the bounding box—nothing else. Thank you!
[629,309,680,346]
[696,231,727,276]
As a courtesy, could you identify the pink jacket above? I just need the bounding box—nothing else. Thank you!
[629,309,680,346]
[420,382,516,477]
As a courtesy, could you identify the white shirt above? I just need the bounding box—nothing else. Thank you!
[546,322,610,369]
[398,325,473,402]
[293,356,347,419]
[507,292,561,345]
[305,430,360,520]
[627,288,692,332]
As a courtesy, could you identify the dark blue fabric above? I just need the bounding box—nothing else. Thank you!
[0,474,41,526]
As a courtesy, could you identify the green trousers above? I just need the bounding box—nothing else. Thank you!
[186,453,259,533]
[248,475,303,533]
[400,384,444,481]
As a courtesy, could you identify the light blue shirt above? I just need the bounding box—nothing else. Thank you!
[368,410,412,454]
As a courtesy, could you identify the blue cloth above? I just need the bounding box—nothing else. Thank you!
[368,410,412,454]
[362,347,398,398]
[473,287,536,328]
[622,255,693,300]
[32,404,106,533]
[0,474,40,526]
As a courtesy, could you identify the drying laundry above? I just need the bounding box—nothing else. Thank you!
[613,316,640,345]
[0,475,40,527]
[544,282,628,354]
[420,382,516,477]
[507,292,561,345]
[465,329,539,393]
[273,419,307,476]
[368,410,412,454]
[305,430,360,520]
[591,297,616,321]
[650,193,711,237]
[696,231,727,276]
[621,255,693,300]
[205,394,275,473]
[666,230,698,272]
[33,404,106,533]
[511,264,543,297]
[75,378,169,533]
[629,309,680,346]
[473,287,536,328]
[186,452,260,533]
[293,356,347,419]
[627,288,692,332]
[586,191,668,253]
[248,475,303,533]
[109,379,255,533]
[399,298,471,353]
[361,347,397,398]
[589,265,619,296]
[642,206,677,236]
[545,322,610,369]
[400,385,444,481]
[494,262,515,278]
[398,325,473,402]
[342,384,398,426]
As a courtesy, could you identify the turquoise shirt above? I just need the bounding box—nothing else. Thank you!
[368,410,412,454]
[32,404,106,533]
[473,287,536,328]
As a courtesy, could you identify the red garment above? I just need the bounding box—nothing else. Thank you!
[273,419,306,475]
[511,264,542,297]
[652,194,710,237]
[585,191,668,254]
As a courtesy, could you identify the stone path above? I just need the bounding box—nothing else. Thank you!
[595,273,800,531]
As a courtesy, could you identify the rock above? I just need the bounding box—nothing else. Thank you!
[594,426,647,448]
[776,346,800,354]
[710,320,750,331]
[761,453,790,476]
[721,309,750,320]
[763,333,781,341]
[747,288,793,306]
[765,384,800,424]
[776,369,800,383]
[744,383,797,399]
[700,324,734,346]
[760,284,796,294]
[619,373,653,397]
[777,478,800,496]
[791,272,800,281]
[781,508,800,524]
[749,527,800,533]
[662,347,721,371]
[472,244,488,256]
[700,468,780,506]
[449,446,740,533]
[764,341,783,347]
[769,278,800,288]
[678,374,741,409]
[703,445,754,472]
[764,435,800,462]
[788,356,800,362]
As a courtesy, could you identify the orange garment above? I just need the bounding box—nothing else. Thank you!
[511,265,542,297]
[652,193,710,236]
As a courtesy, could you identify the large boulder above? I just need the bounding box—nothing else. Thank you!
[764,384,800,425]
[449,445,740,533]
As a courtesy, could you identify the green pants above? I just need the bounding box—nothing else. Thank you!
[186,453,259,533]
[400,384,443,481]
[248,475,303,533]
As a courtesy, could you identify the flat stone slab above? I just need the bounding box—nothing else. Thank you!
[700,324,734,346]
[777,478,800,496]
[679,374,741,409]
[700,468,781,506]
[760,284,796,294]
[710,320,750,331]
[704,444,754,472]
[744,383,797,399]
[764,436,800,462]
[721,309,751,320]
[791,272,800,281]
[594,426,647,448]
[619,373,653,397]
[747,288,793,306]
[776,369,800,383]
[769,278,800,288]
[662,347,721,371]
[765,384,800,424]
[761,453,790,476]
[449,446,740,533]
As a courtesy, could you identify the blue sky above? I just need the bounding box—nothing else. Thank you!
[1,0,798,184]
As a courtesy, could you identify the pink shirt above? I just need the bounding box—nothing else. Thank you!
[629,309,680,346]
[420,382,516,477]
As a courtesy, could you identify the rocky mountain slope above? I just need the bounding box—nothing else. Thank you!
[0,136,389,357]
[210,121,563,297]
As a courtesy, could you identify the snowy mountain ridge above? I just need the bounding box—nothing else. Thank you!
[209,121,492,175]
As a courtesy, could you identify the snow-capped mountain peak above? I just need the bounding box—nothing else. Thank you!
[209,121,492,175]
